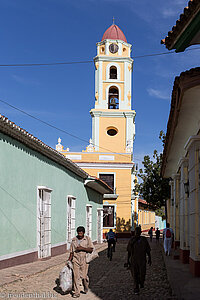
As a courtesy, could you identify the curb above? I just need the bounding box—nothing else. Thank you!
[160,242,179,299]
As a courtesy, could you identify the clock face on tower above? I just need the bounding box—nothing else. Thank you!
[109,43,118,54]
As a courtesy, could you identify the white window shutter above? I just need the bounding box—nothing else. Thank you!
[37,187,52,259]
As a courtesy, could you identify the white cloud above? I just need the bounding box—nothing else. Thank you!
[147,88,170,100]
[12,74,39,86]
[162,8,179,18]
[161,0,188,18]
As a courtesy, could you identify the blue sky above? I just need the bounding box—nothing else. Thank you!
[0,0,199,166]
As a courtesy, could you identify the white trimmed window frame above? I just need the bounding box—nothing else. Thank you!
[106,84,121,109]
[97,208,103,243]
[67,195,76,250]
[37,186,52,259]
[103,203,117,229]
[98,172,116,192]
[106,62,121,81]
[86,204,92,238]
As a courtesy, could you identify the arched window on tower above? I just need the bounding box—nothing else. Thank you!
[108,86,119,109]
[110,66,117,79]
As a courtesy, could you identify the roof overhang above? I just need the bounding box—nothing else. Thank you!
[84,176,113,195]
[0,114,88,179]
[162,68,200,177]
[161,0,200,52]
[103,194,118,200]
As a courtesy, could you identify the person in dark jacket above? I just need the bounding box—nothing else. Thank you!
[148,227,153,242]
[126,226,151,295]
[106,229,117,257]
[155,228,160,243]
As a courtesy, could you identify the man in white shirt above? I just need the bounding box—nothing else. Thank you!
[163,223,174,256]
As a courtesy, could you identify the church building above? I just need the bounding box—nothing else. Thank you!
[57,23,137,236]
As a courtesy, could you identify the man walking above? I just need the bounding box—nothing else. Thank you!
[126,226,151,295]
[155,228,160,243]
[163,223,174,256]
[148,227,153,242]
[68,226,94,298]
[106,229,117,257]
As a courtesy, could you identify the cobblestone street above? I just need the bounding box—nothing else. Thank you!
[0,239,175,300]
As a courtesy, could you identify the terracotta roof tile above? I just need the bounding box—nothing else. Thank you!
[0,114,88,179]
[138,198,148,204]
[102,24,127,43]
[161,0,200,50]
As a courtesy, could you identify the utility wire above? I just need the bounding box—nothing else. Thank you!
[132,47,200,59]
[0,185,66,240]
[0,47,199,67]
[0,60,93,67]
[0,98,143,161]
[0,204,32,248]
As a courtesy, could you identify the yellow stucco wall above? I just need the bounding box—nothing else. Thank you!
[60,149,133,233]
[82,167,132,232]
[121,45,129,57]
[138,208,155,231]
[99,117,126,153]
[61,152,132,163]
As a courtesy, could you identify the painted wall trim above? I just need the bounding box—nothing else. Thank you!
[51,242,66,248]
[0,248,38,261]
[76,163,134,169]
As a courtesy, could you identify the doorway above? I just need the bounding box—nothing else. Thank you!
[37,187,52,259]
[97,209,103,243]
[67,196,76,249]
[86,205,92,238]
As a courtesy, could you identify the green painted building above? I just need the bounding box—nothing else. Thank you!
[0,114,112,269]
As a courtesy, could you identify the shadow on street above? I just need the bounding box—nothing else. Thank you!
[88,239,174,300]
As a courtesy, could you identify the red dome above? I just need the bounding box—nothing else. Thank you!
[101,24,127,43]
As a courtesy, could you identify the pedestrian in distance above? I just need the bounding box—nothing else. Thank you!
[67,226,94,298]
[155,228,160,243]
[106,229,117,257]
[126,226,152,295]
[163,223,174,256]
[148,227,153,242]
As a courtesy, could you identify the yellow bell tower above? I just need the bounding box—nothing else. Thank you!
[59,23,138,235]
[91,23,135,154]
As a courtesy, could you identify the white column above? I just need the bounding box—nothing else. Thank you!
[179,158,189,252]
[99,61,103,104]
[172,174,180,243]
[90,111,101,151]
[169,180,174,228]
[118,42,122,55]
[125,113,135,154]
[185,136,200,264]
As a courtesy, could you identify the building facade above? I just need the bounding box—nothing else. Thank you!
[0,114,112,269]
[161,0,200,276]
[58,23,137,235]
[138,199,155,232]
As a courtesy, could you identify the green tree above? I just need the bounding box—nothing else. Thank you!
[135,131,170,208]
